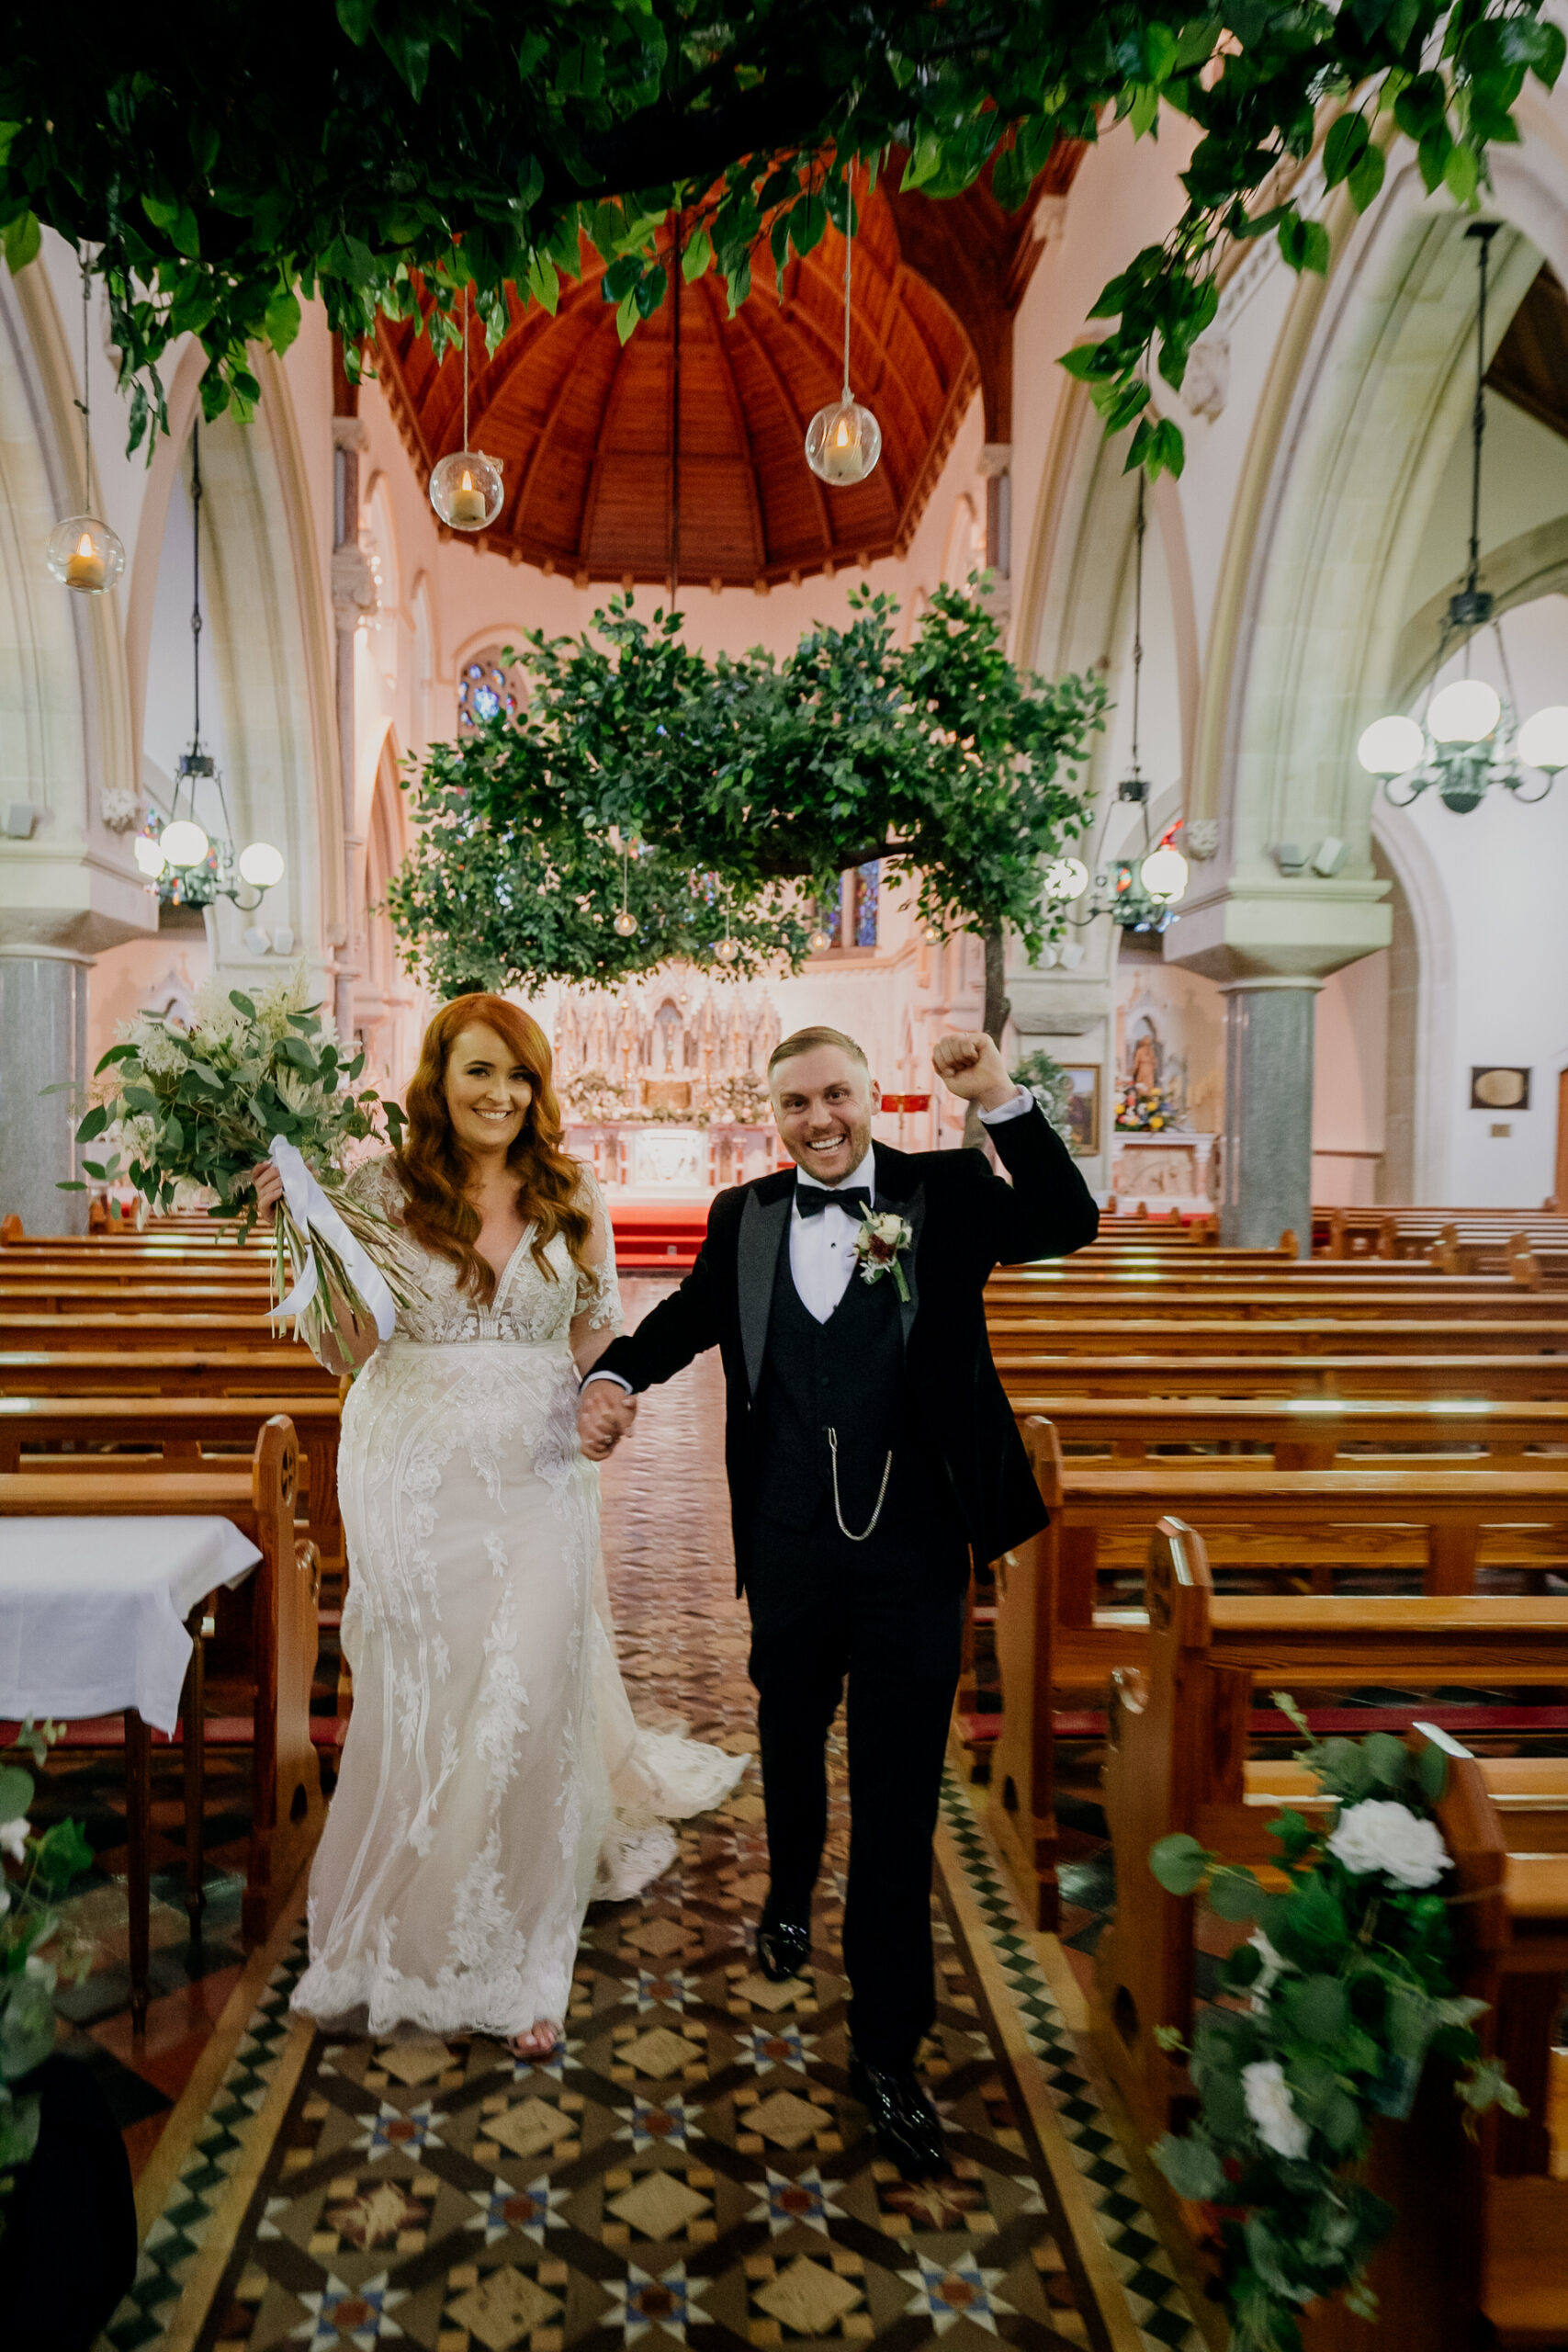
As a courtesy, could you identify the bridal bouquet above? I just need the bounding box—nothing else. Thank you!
[73,966,416,1351]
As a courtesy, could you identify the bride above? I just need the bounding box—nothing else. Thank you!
[257,992,742,2058]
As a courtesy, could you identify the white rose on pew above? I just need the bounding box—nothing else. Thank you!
[1326,1799,1451,1890]
[1242,2060,1312,2160]
[0,1816,28,1865]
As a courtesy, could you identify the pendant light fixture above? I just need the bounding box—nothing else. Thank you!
[429,281,504,531]
[46,259,125,595]
[612,834,638,936]
[1358,223,1564,812]
[1048,470,1188,930]
[805,175,882,486]
[136,424,284,907]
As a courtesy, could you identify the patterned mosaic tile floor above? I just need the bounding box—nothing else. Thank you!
[88,1278,1215,2352]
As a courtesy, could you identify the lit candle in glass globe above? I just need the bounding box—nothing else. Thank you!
[715,936,739,964]
[807,927,832,953]
[429,450,504,532]
[805,391,882,486]
[46,514,125,595]
[613,909,638,937]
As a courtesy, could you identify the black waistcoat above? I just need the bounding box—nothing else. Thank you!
[751,1227,909,1533]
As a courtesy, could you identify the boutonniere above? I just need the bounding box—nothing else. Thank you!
[852,1206,914,1303]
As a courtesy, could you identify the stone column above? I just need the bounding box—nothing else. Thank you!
[1218,978,1322,1254]
[0,947,92,1236]
[331,413,378,1045]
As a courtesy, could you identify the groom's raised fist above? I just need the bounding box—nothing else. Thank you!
[932,1033,1016,1113]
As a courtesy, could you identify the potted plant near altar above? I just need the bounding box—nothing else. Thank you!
[1147,1701,1522,2352]
[0,1722,135,2348]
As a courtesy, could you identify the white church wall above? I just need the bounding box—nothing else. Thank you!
[1377,593,1568,1205]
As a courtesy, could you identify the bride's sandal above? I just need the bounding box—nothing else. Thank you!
[508,2020,563,2063]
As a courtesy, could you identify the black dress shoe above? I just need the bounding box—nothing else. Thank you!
[848,2054,947,2178]
[755,1914,811,1984]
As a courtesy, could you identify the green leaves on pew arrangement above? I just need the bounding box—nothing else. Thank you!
[1,1,1560,476]
[1148,1722,1522,2348]
[0,1720,95,2223]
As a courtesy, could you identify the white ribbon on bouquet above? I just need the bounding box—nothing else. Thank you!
[267,1136,398,1343]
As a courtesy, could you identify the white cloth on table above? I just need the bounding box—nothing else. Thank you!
[0,1517,261,1736]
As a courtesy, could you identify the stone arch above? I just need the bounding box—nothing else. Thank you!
[360,728,422,1086]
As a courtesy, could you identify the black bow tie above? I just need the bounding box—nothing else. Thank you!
[795,1183,872,1220]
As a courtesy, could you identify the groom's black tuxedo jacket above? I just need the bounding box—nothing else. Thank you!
[593,1103,1099,1590]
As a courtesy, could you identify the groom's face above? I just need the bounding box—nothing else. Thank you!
[769,1045,880,1185]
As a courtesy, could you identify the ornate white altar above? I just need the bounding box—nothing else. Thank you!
[553,968,784,1195]
[1110,1128,1219,1211]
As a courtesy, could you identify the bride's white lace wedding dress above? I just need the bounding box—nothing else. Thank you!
[290,1157,742,2039]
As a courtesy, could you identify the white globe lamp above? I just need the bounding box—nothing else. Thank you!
[1428,678,1501,744]
[159,819,210,869]
[1517,704,1568,773]
[1357,714,1425,776]
[237,841,286,889]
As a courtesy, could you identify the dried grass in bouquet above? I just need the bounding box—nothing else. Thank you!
[71,966,420,1351]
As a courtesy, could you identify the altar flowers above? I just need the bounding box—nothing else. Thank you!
[72,966,416,1353]
[1146,1700,1522,2351]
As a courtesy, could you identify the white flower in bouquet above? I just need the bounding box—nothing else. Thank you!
[1326,1799,1451,1889]
[1247,1928,1291,2011]
[72,963,415,1352]
[1242,2060,1312,2159]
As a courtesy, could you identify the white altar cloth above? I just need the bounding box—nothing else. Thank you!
[0,1517,261,1736]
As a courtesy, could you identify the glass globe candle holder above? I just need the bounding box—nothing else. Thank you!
[46,514,125,594]
[238,841,285,889]
[805,391,882,486]
[430,450,504,532]
[807,927,832,954]
[612,909,638,938]
[715,935,740,965]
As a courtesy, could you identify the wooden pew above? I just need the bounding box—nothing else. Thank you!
[1004,1393,1568,1464]
[981,1426,1568,1926]
[0,1416,324,1992]
[0,1393,344,1564]
[1093,1559,1568,2349]
[1092,1520,1568,2143]
[993,1354,1568,1402]
[0,1314,301,1352]
[0,1347,337,1397]
[985,1317,1568,1357]
[985,1284,1568,1322]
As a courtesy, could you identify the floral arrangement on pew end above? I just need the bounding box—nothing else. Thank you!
[66,966,419,1354]
[0,1721,95,2227]
[1148,1696,1523,2352]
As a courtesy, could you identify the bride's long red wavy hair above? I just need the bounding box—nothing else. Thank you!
[396,995,592,1302]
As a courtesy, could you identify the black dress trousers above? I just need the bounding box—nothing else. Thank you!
[744,1492,968,2070]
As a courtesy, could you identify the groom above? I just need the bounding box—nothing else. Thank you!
[578,1027,1098,2175]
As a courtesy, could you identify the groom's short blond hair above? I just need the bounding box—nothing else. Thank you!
[767,1026,868,1080]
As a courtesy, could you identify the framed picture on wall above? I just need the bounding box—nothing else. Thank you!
[1061,1064,1101,1158]
[1470,1066,1530,1111]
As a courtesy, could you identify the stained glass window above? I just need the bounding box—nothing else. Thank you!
[457,650,521,730]
[853,859,880,947]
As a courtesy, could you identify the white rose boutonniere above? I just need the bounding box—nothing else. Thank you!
[852,1207,914,1304]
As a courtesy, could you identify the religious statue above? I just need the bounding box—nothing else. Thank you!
[1130,1029,1160,1092]
[654,999,682,1073]
[615,995,642,1087]
[698,995,718,1092]
[555,992,582,1081]
[586,996,610,1075]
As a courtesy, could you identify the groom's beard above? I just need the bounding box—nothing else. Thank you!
[784,1115,874,1182]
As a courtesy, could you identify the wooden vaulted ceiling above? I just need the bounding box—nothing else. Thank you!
[374,148,1083,591]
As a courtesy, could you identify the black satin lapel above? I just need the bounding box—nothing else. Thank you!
[739,1187,791,1396]
[897,1183,926,1353]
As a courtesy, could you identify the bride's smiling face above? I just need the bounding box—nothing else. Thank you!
[444,1023,535,1159]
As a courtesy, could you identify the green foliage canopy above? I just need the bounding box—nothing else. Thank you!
[386,581,1103,1000]
[0,2,1561,465]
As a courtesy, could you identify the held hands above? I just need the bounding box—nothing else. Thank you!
[932,1033,1016,1114]
[578,1379,637,1462]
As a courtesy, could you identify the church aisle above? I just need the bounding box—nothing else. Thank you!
[96,1280,1193,2352]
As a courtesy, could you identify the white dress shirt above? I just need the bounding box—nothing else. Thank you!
[582,1088,1035,1380]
